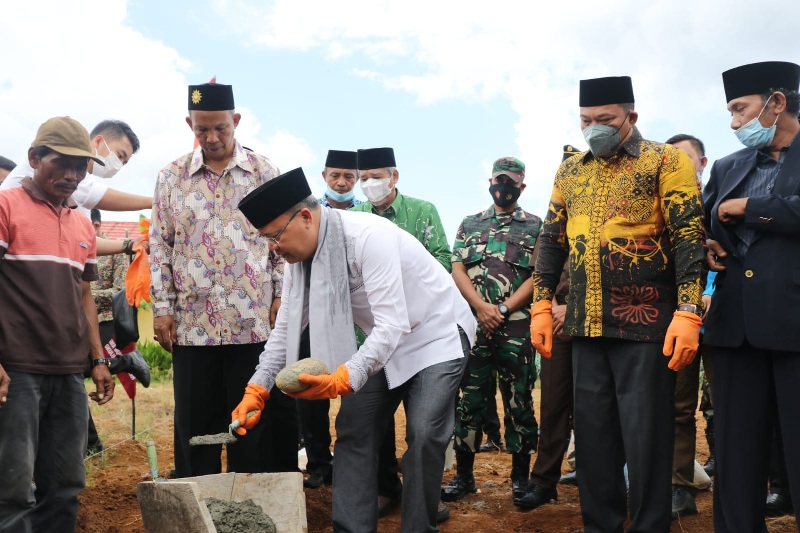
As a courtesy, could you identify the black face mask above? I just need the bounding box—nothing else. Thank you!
[490,183,521,208]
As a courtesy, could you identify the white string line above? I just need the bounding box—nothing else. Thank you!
[84,416,173,462]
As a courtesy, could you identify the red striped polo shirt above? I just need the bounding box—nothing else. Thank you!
[0,180,99,374]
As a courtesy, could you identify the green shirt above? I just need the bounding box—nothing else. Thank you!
[351,189,452,272]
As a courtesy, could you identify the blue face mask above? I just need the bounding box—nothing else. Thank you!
[325,187,355,203]
[735,94,779,149]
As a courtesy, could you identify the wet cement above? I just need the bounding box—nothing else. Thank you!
[205,498,276,533]
[189,433,237,446]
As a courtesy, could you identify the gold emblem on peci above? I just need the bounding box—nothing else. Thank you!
[191,89,202,105]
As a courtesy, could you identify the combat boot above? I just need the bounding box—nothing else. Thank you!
[441,452,477,502]
[511,453,530,499]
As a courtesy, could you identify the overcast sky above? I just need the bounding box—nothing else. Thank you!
[3,0,800,243]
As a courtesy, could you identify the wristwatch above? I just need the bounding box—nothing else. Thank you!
[498,303,510,317]
[91,358,112,368]
[677,303,704,318]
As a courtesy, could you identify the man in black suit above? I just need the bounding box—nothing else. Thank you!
[703,60,800,533]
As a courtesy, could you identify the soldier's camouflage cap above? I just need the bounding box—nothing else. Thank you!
[491,156,525,182]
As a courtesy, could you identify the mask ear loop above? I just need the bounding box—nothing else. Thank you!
[756,93,780,127]
[614,112,633,151]
[616,112,631,135]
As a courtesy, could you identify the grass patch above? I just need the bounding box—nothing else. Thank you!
[85,380,175,455]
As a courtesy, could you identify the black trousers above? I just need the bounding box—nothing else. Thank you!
[172,343,298,477]
[296,328,333,477]
[530,336,573,489]
[572,338,674,533]
[297,399,333,477]
[712,345,800,533]
[768,420,790,497]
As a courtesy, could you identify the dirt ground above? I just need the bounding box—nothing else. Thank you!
[78,382,798,532]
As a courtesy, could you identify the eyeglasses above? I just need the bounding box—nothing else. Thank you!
[265,209,301,246]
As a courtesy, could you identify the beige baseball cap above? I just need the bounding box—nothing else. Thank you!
[31,117,104,165]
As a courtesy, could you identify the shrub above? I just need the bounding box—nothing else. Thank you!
[137,341,173,382]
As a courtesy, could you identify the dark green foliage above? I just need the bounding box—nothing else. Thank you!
[136,341,173,382]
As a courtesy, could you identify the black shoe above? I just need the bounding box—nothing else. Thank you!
[86,439,105,457]
[671,486,698,519]
[766,492,794,517]
[111,351,150,387]
[514,484,558,510]
[703,456,715,477]
[558,470,577,485]
[441,474,477,502]
[512,477,528,500]
[436,501,450,524]
[378,494,401,517]
[303,470,332,488]
[479,436,504,453]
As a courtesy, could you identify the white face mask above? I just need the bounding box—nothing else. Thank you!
[360,177,393,204]
[92,138,124,179]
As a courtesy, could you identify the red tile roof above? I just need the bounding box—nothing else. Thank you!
[101,221,144,240]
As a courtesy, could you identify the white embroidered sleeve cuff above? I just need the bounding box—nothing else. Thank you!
[345,361,368,392]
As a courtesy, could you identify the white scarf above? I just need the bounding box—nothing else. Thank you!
[284,207,357,369]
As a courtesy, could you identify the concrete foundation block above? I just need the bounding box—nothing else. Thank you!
[137,472,307,533]
[137,481,216,533]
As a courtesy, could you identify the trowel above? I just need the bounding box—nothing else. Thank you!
[189,410,259,446]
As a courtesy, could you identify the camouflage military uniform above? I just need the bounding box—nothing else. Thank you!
[91,251,129,322]
[452,205,542,455]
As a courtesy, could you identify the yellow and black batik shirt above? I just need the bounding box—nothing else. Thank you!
[532,128,704,342]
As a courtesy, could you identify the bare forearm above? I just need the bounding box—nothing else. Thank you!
[503,278,533,313]
[82,282,104,360]
[96,188,153,211]
[96,237,126,256]
[452,262,486,308]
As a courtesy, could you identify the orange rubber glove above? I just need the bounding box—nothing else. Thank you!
[530,300,554,358]
[289,364,352,400]
[231,384,270,436]
[125,239,151,307]
[662,311,702,371]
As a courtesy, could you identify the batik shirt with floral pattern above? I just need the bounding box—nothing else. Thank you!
[532,128,704,342]
[91,251,129,323]
[150,142,283,346]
